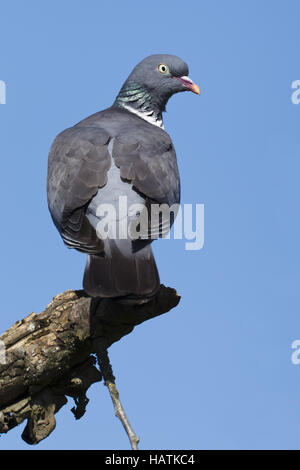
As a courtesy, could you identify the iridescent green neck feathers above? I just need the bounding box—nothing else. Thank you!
[114,82,164,128]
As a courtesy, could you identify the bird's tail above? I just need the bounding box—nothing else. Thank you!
[83,239,160,303]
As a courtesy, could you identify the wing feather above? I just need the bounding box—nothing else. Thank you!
[47,126,111,253]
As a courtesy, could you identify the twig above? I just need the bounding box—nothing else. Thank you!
[93,338,139,450]
[106,380,139,451]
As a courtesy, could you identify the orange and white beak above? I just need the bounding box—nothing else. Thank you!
[175,76,201,95]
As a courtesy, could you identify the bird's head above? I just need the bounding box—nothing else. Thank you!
[115,54,200,120]
[127,54,200,98]
[127,54,200,104]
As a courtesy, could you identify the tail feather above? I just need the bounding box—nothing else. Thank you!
[83,239,160,302]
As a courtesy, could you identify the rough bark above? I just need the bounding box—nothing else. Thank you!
[0,286,180,445]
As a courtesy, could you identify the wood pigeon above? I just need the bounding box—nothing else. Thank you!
[47,54,200,303]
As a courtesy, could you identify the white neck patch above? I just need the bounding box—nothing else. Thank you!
[120,103,164,129]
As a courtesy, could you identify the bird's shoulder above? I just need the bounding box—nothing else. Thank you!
[76,105,173,148]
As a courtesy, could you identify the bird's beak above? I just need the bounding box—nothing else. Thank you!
[175,76,201,95]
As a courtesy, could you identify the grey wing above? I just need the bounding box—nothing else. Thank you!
[47,126,111,253]
[112,133,180,240]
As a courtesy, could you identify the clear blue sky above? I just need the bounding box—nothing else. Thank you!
[1,0,300,450]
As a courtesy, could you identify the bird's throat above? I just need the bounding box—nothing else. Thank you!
[114,82,164,129]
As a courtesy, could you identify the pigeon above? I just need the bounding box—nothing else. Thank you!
[47,54,200,303]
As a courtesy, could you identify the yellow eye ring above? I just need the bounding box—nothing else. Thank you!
[158,64,169,74]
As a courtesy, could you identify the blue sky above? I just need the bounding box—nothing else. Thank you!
[1,0,300,450]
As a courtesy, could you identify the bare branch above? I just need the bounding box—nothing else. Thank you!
[0,285,180,446]
[107,381,140,450]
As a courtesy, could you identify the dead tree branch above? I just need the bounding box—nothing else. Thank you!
[0,285,180,446]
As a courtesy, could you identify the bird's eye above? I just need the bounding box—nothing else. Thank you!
[158,64,169,75]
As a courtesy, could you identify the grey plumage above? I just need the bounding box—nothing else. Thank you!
[47,54,199,302]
